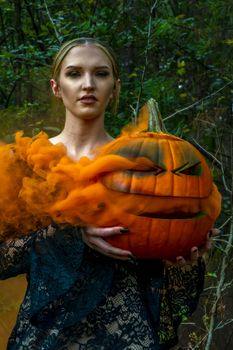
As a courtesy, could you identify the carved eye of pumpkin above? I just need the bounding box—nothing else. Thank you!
[172,161,202,176]
[126,164,165,177]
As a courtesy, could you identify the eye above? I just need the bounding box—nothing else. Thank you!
[96,71,110,77]
[173,161,202,176]
[66,70,81,78]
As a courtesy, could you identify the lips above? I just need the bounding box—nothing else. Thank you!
[79,95,97,103]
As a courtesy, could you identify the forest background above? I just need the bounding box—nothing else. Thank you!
[0,0,232,349]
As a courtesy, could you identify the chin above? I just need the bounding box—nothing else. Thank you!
[75,108,105,121]
[73,115,100,122]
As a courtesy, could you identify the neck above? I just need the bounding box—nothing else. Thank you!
[50,113,113,161]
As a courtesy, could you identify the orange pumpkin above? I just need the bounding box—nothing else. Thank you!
[99,136,220,259]
[72,99,221,259]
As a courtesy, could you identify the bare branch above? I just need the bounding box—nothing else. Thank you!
[215,318,233,330]
[188,136,232,194]
[188,136,222,167]
[213,238,233,249]
[204,220,233,350]
[218,216,233,230]
[163,80,233,121]
[43,0,61,43]
[134,0,158,120]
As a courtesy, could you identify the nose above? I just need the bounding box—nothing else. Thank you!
[82,73,94,91]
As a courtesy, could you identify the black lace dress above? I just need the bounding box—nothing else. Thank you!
[0,225,205,350]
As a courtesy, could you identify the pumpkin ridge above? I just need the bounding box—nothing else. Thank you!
[167,139,174,197]
[129,140,144,190]
[176,139,188,196]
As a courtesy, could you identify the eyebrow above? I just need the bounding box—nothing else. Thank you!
[65,65,111,70]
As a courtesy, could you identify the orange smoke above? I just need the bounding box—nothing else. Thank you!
[0,132,68,239]
[0,129,155,240]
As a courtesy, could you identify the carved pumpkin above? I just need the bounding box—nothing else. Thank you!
[99,134,220,259]
[68,99,221,259]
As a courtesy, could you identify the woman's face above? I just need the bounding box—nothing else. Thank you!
[51,45,118,121]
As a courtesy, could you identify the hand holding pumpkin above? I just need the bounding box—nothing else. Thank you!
[165,228,219,267]
[82,227,219,263]
[81,225,134,260]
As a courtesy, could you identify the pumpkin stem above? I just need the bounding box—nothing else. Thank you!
[147,98,168,133]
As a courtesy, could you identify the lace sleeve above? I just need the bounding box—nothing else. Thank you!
[158,257,205,349]
[0,227,52,279]
[0,236,32,279]
[164,257,205,324]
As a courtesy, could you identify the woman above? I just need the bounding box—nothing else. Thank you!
[0,38,213,350]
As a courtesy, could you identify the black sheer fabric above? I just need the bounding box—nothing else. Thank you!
[0,225,205,350]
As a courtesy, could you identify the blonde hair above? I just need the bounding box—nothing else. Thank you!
[51,37,120,115]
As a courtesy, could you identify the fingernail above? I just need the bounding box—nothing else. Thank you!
[120,228,130,233]
[128,256,136,263]
[176,257,183,262]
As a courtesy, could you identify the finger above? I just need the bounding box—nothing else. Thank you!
[91,238,133,256]
[85,226,130,237]
[204,230,216,251]
[205,239,212,251]
[176,256,186,266]
[90,246,132,261]
[163,259,175,267]
[190,247,199,262]
[209,228,220,237]
[198,229,218,256]
[84,236,133,258]
[90,244,133,261]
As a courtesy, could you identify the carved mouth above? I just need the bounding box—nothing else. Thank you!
[137,211,204,219]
